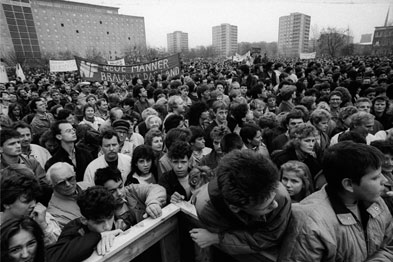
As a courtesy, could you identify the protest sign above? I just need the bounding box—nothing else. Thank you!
[75,54,181,82]
[251,47,261,55]
[300,52,316,59]
[0,65,9,83]
[107,58,125,66]
[233,51,251,62]
[49,59,78,72]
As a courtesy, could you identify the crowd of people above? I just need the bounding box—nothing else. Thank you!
[1,54,393,262]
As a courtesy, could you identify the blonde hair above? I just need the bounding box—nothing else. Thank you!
[280,160,314,200]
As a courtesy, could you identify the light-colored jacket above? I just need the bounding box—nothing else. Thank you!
[79,116,105,131]
[22,144,52,169]
[83,153,131,185]
[123,183,166,224]
[278,186,393,262]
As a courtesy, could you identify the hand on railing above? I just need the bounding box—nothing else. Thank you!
[97,229,123,256]
[144,203,162,219]
[170,192,185,204]
[189,228,219,249]
[114,219,128,230]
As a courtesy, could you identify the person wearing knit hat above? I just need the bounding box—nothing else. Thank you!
[77,82,91,106]
[112,119,137,158]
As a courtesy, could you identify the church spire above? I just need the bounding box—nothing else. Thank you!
[384,6,390,27]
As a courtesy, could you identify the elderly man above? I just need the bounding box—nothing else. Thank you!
[14,121,52,169]
[83,130,131,185]
[46,162,91,229]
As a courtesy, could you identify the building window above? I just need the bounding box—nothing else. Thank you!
[128,37,130,40]
[107,31,109,34]
[61,23,64,27]
[100,21,102,24]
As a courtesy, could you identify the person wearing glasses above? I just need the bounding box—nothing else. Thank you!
[46,162,91,229]
[45,120,94,182]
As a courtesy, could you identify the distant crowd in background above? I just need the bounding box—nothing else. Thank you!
[1,54,393,262]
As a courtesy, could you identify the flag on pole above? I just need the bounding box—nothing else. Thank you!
[15,63,26,81]
[0,64,9,83]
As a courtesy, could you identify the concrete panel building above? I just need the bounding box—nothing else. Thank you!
[167,31,188,54]
[0,0,146,63]
[278,12,311,57]
[212,23,237,57]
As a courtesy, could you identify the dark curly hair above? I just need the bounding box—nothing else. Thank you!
[168,141,192,160]
[1,165,42,211]
[164,128,192,149]
[77,186,116,220]
[95,166,122,186]
[216,150,279,207]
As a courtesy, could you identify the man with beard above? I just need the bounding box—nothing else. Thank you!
[45,120,94,182]
[83,130,131,185]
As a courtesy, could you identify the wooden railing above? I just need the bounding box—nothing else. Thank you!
[84,202,200,262]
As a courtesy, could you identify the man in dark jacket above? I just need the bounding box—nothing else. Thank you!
[45,120,94,181]
[191,150,291,262]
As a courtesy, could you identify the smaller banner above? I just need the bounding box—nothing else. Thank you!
[233,51,251,62]
[49,59,78,72]
[107,58,125,66]
[299,52,316,59]
[0,65,9,83]
[251,47,261,55]
[15,63,26,81]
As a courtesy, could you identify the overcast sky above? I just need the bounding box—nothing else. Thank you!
[75,0,391,48]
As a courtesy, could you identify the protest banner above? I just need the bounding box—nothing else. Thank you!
[0,65,9,83]
[75,54,181,82]
[15,63,26,81]
[49,59,78,72]
[233,51,251,62]
[107,58,125,66]
[299,52,316,59]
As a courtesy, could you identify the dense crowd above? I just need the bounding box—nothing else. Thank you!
[1,55,393,262]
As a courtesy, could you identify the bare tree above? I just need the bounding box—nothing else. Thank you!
[318,27,348,57]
